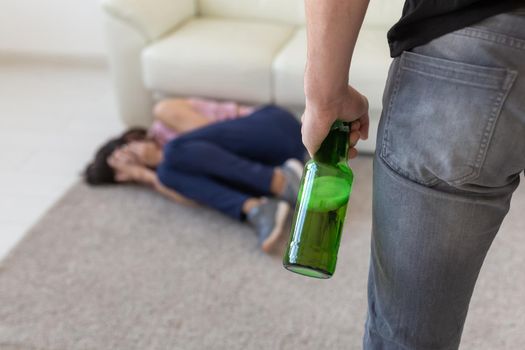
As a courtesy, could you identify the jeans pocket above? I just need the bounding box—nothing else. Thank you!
[380,51,517,186]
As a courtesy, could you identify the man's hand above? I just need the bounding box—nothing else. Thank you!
[301,0,370,158]
[302,84,369,158]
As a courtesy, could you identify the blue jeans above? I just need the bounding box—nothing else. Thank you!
[157,105,305,220]
[364,12,525,349]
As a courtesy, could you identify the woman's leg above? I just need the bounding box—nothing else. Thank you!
[158,119,298,250]
[158,160,292,253]
[157,162,251,220]
[157,150,293,253]
[173,105,306,166]
[162,139,275,197]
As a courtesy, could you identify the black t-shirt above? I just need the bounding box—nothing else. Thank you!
[388,0,525,57]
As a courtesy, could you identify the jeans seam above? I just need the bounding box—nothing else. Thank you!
[446,92,501,186]
[366,321,460,350]
[452,27,525,51]
[380,60,402,175]
[384,155,441,186]
[400,66,504,90]
[380,62,440,186]
[403,54,506,80]
[365,324,411,350]
[450,69,518,186]
[376,153,512,203]
[380,63,441,187]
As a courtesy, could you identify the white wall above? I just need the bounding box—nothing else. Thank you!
[0,0,106,58]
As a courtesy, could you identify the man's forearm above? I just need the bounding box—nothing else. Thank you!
[304,0,369,105]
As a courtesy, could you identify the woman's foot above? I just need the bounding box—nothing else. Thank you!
[276,158,303,206]
[246,198,291,253]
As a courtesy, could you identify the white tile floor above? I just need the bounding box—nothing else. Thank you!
[0,59,124,259]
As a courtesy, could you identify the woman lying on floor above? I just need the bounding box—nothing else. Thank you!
[84,98,306,253]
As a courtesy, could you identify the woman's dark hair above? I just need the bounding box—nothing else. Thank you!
[84,128,148,185]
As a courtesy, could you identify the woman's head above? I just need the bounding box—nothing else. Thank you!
[84,128,147,185]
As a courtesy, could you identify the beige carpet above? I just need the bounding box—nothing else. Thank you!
[0,156,524,350]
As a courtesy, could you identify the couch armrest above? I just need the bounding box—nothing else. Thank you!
[101,0,196,41]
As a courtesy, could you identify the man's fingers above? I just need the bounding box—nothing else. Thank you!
[302,84,369,156]
[301,113,332,157]
[348,147,358,159]
[349,130,360,147]
[359,113,369,140]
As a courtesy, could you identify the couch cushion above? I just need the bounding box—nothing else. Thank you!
[198,0,304,26]
[272,27,392,111]
[197,0,404,29]
[102,0,196,41]
[142,18,295,103]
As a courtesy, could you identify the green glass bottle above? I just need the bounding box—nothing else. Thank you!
[283,120,353,279]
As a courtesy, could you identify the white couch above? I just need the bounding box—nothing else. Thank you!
[101,0,404,153]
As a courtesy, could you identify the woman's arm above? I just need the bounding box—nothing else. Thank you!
[152,178,197,206]
[133,168,195,206]
[153,99,211,134]
[301,0,370,157]
[109,149,197,206]
[132,166,197,206]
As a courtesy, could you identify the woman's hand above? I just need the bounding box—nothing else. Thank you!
[108,148,156,185]
[301,84,369,158]
[125,141,163,168]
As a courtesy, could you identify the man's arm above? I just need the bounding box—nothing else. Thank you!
[302,0,370,157]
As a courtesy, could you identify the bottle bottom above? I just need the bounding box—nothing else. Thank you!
[283,263,332,279]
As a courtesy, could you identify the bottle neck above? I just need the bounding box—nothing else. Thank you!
[313,121,350,165]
